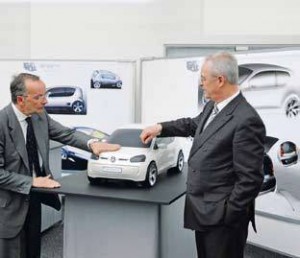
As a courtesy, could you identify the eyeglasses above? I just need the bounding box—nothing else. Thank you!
[200,75,219,84]
[22,93,47,100]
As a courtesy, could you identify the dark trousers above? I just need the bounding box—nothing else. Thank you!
[195,218,249,258]
[23,193,42,258]
[0,193,41,258]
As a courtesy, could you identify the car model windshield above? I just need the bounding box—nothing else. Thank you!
[107,129,151,148]
[75,127,108,140]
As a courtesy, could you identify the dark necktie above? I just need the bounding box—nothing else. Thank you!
[26,117,42,176]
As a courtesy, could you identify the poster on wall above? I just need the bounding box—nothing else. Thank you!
[141,49,300,255]
[0,59,135,171]
[230,51,300,225]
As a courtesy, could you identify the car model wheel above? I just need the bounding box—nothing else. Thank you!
[93,81,102,89]
[283,94,300,118]
[175,151,184,172]
[168,150,184,173]
[88,176,106,185]
[72,101,85,114]
[143,162,158,187]
[116,81,122,88]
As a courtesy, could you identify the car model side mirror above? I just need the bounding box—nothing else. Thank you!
[277,141,298,166]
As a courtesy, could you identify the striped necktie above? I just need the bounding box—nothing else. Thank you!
[203,104,219,130]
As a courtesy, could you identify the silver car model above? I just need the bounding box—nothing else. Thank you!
[239,63,300,118]
[61,126,109,171]
[45,86,86,114]
[90,70,122,89]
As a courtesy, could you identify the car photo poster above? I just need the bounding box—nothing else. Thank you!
[0,60,135,134]
[141,49,300,255]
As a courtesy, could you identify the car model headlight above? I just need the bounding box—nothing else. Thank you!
[61,148,68,160]
[130,155,146,163]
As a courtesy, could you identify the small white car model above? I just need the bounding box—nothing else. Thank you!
[87,124,184,187]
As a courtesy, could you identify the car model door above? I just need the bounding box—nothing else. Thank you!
[102,73,116,86]
[241,70,290,109]
[154,137,174,172]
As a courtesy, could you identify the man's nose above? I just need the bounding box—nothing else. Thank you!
[42,97,48,105]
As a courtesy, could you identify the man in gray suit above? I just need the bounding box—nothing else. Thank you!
[0,73,120,258]
[140,52,266,258]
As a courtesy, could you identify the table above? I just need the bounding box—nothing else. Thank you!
[33,166,196,258]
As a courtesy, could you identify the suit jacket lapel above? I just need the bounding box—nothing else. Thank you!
[190,93,244,157]
[198,102,214,134]
[6,105,30,172]
[189,102,214,157]
[197,113,232,149]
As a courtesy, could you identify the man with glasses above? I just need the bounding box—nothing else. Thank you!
[140,52,266,258]
[0,73,120,258]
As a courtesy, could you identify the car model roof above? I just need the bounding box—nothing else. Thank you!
[239,63,290,71]
[46,85,81,90]
[94,70,115,74]
[116,123,149,130]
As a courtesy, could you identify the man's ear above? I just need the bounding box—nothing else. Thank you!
[217,75,226,87]
[16,95,25,105]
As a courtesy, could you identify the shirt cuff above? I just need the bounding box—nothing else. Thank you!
[87,138,100,149]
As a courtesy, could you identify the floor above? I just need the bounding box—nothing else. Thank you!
[41,222,292,258]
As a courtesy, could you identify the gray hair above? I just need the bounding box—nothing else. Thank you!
[10,73,40,103]
[204,52,238,85]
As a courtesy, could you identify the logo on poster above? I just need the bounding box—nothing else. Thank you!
[186,60,199,72]
[23,62,37,72]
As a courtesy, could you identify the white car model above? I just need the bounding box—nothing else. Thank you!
[87,124,184,187]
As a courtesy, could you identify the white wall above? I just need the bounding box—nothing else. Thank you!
[29,0,202,60]
[0,3,30,59]
[1,0,300,60]
[203,0,300,35]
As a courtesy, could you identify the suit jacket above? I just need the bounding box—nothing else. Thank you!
[0,104,92,238]
[161,93,266,231]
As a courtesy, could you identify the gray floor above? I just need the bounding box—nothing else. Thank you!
[41,222,292,258]
[41,222,63,258]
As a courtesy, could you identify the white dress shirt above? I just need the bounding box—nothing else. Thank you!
[12,103,41,177]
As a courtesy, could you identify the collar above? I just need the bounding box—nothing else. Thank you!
[11,103,29,122]
[215,90,240,112]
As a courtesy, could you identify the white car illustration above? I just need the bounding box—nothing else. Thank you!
[87,124,184,187]
[45,86,86,114]
[239,63,300,118]
[198,63,300,117]
[90,70,122,89]
[257,137,300,220]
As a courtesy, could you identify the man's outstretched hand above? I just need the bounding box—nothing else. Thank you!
[140,124,162,144]
[89,142,121,156]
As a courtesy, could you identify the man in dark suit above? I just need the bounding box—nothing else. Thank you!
[140,52,266,258]
[0,73,120,258]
